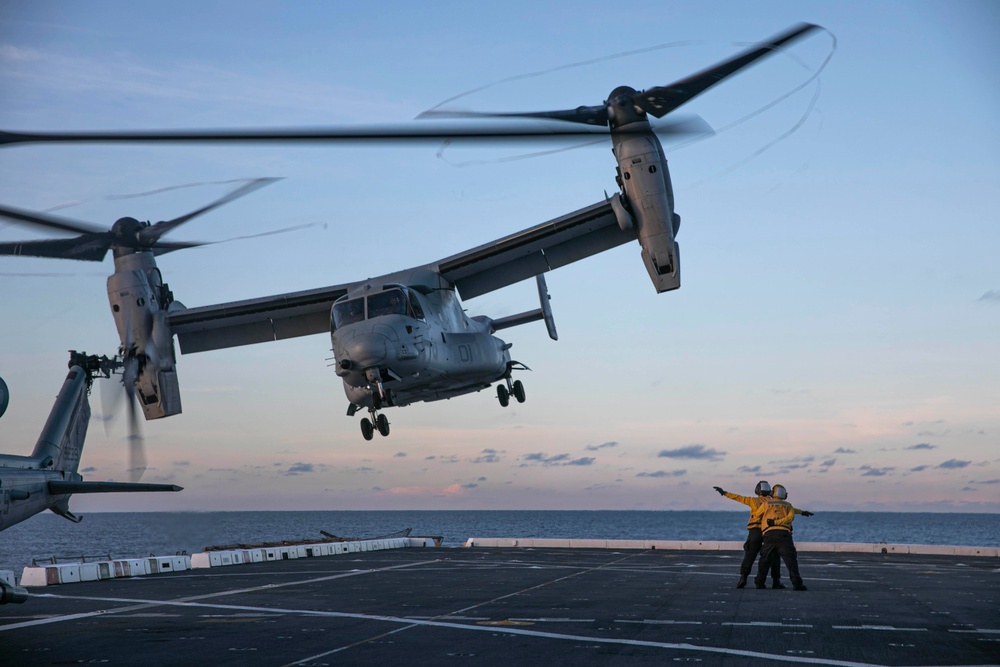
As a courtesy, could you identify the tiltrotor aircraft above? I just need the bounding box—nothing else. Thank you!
[0,352,181,532]
[0,25,820,441]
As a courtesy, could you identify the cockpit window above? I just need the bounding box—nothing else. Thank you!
[332,297,365,329]
[366,288,407,319]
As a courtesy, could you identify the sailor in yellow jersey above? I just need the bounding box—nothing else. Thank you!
[753,483,807,591]
[713,481,813,589]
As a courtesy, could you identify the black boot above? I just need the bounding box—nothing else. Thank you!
[736,575,747,589]
[793,582,808,591]
[754,579,766,589]
[771,580,786,589]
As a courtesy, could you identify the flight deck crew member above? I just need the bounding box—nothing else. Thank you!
[713,481,813,589]
[754,484,808,591]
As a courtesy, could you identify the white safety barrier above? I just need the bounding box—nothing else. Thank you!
[20,537,433,588]
[463,538,999,557]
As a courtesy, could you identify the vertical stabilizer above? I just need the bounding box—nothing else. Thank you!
[30,364,91,474]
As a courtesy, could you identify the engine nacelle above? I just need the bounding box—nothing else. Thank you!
[612,123,681,293]
[107,252,182,420]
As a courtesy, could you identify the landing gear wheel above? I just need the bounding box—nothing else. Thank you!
[360,418,375,441]
[497,384,510,407]
[512,380,526,403]
[376,413,390,437]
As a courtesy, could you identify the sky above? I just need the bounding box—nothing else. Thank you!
[1,1,998,514]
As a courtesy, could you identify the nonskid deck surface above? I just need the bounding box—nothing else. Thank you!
[1,548,997,666]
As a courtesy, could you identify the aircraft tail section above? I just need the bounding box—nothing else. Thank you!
[30,364,91,474]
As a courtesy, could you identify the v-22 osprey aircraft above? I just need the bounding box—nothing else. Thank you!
[0,24,821,440]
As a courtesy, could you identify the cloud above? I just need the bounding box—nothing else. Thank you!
[859,465,894,477]
[905,443,936,450]
[173,460,191,467]
[461,483,478,489]
[977,289,1000,303]
[394,452,407,458]
[585,441,619,451]
[286,462,314,475]
[971,479,1000,485]
[523,452,569,464]
[658,444,726,461]
[937,459,971,469]
[81,466,97,473]
[737,465,761,474]
[819,459,836,468]
[470,449,503,464]
[910,465,930,472]
[636,470,687,478]
[768,456,815,471]
[521,452,595,467]
[0,45,42,63]
[834,447,857,454]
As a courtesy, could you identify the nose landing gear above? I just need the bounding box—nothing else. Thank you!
[360,378,392,440]
[360,411,390,440]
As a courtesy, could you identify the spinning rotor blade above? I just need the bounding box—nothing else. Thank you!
[0,25,817,149]
[139,177,279,244]
[0,203,108,236]
[635,23,820,118]
[421,23,820,126]
[0,235,114,262]
[125,383,146,483]
[0,178,278,262]
[0,123,620,147]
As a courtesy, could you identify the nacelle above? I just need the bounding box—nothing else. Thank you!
[107,252,182,420]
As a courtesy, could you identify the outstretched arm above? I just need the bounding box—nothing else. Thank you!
[715,488,756,508]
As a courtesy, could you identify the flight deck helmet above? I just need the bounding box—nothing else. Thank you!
[772,484,788,500]
[754,481,772,497]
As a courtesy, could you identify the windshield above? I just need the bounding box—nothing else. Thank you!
[366,288,407,319]
[332,297,365,329]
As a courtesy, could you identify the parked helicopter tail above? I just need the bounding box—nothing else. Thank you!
[0,352,182,537]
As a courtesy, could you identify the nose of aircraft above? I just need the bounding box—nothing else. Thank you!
[343,332,389,369]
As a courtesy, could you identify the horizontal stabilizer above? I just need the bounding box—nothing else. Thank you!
[490,274,558,340]
[492,308,545,332]
[48,481,183,494]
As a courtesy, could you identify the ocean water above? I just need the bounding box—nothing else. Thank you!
[1,510,997,575]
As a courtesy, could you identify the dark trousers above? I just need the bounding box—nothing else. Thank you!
[741,527,781,580]
[755,530,803,587]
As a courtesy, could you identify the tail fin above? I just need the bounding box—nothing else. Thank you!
[30,364,91,473]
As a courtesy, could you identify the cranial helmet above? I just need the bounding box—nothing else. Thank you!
[754,480,771,497]
[772,484,788,500]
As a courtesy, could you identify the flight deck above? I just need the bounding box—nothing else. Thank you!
[2,543,998,666]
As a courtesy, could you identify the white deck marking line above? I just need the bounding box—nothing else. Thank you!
[615,620,703,625]
[723,622,813,628]
[1,594,931,667]
[0,559,440,632]
[949,629,1000,634]
[508,617,596,622]
[287,550,651,666]
[832,625,928,632]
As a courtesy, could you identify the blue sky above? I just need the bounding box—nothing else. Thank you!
[1,1,997,513]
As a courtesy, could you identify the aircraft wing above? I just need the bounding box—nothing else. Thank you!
[434,198,629,300]
[168,283,351,354]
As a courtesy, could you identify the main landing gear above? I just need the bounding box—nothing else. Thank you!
[496,377,526,408]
